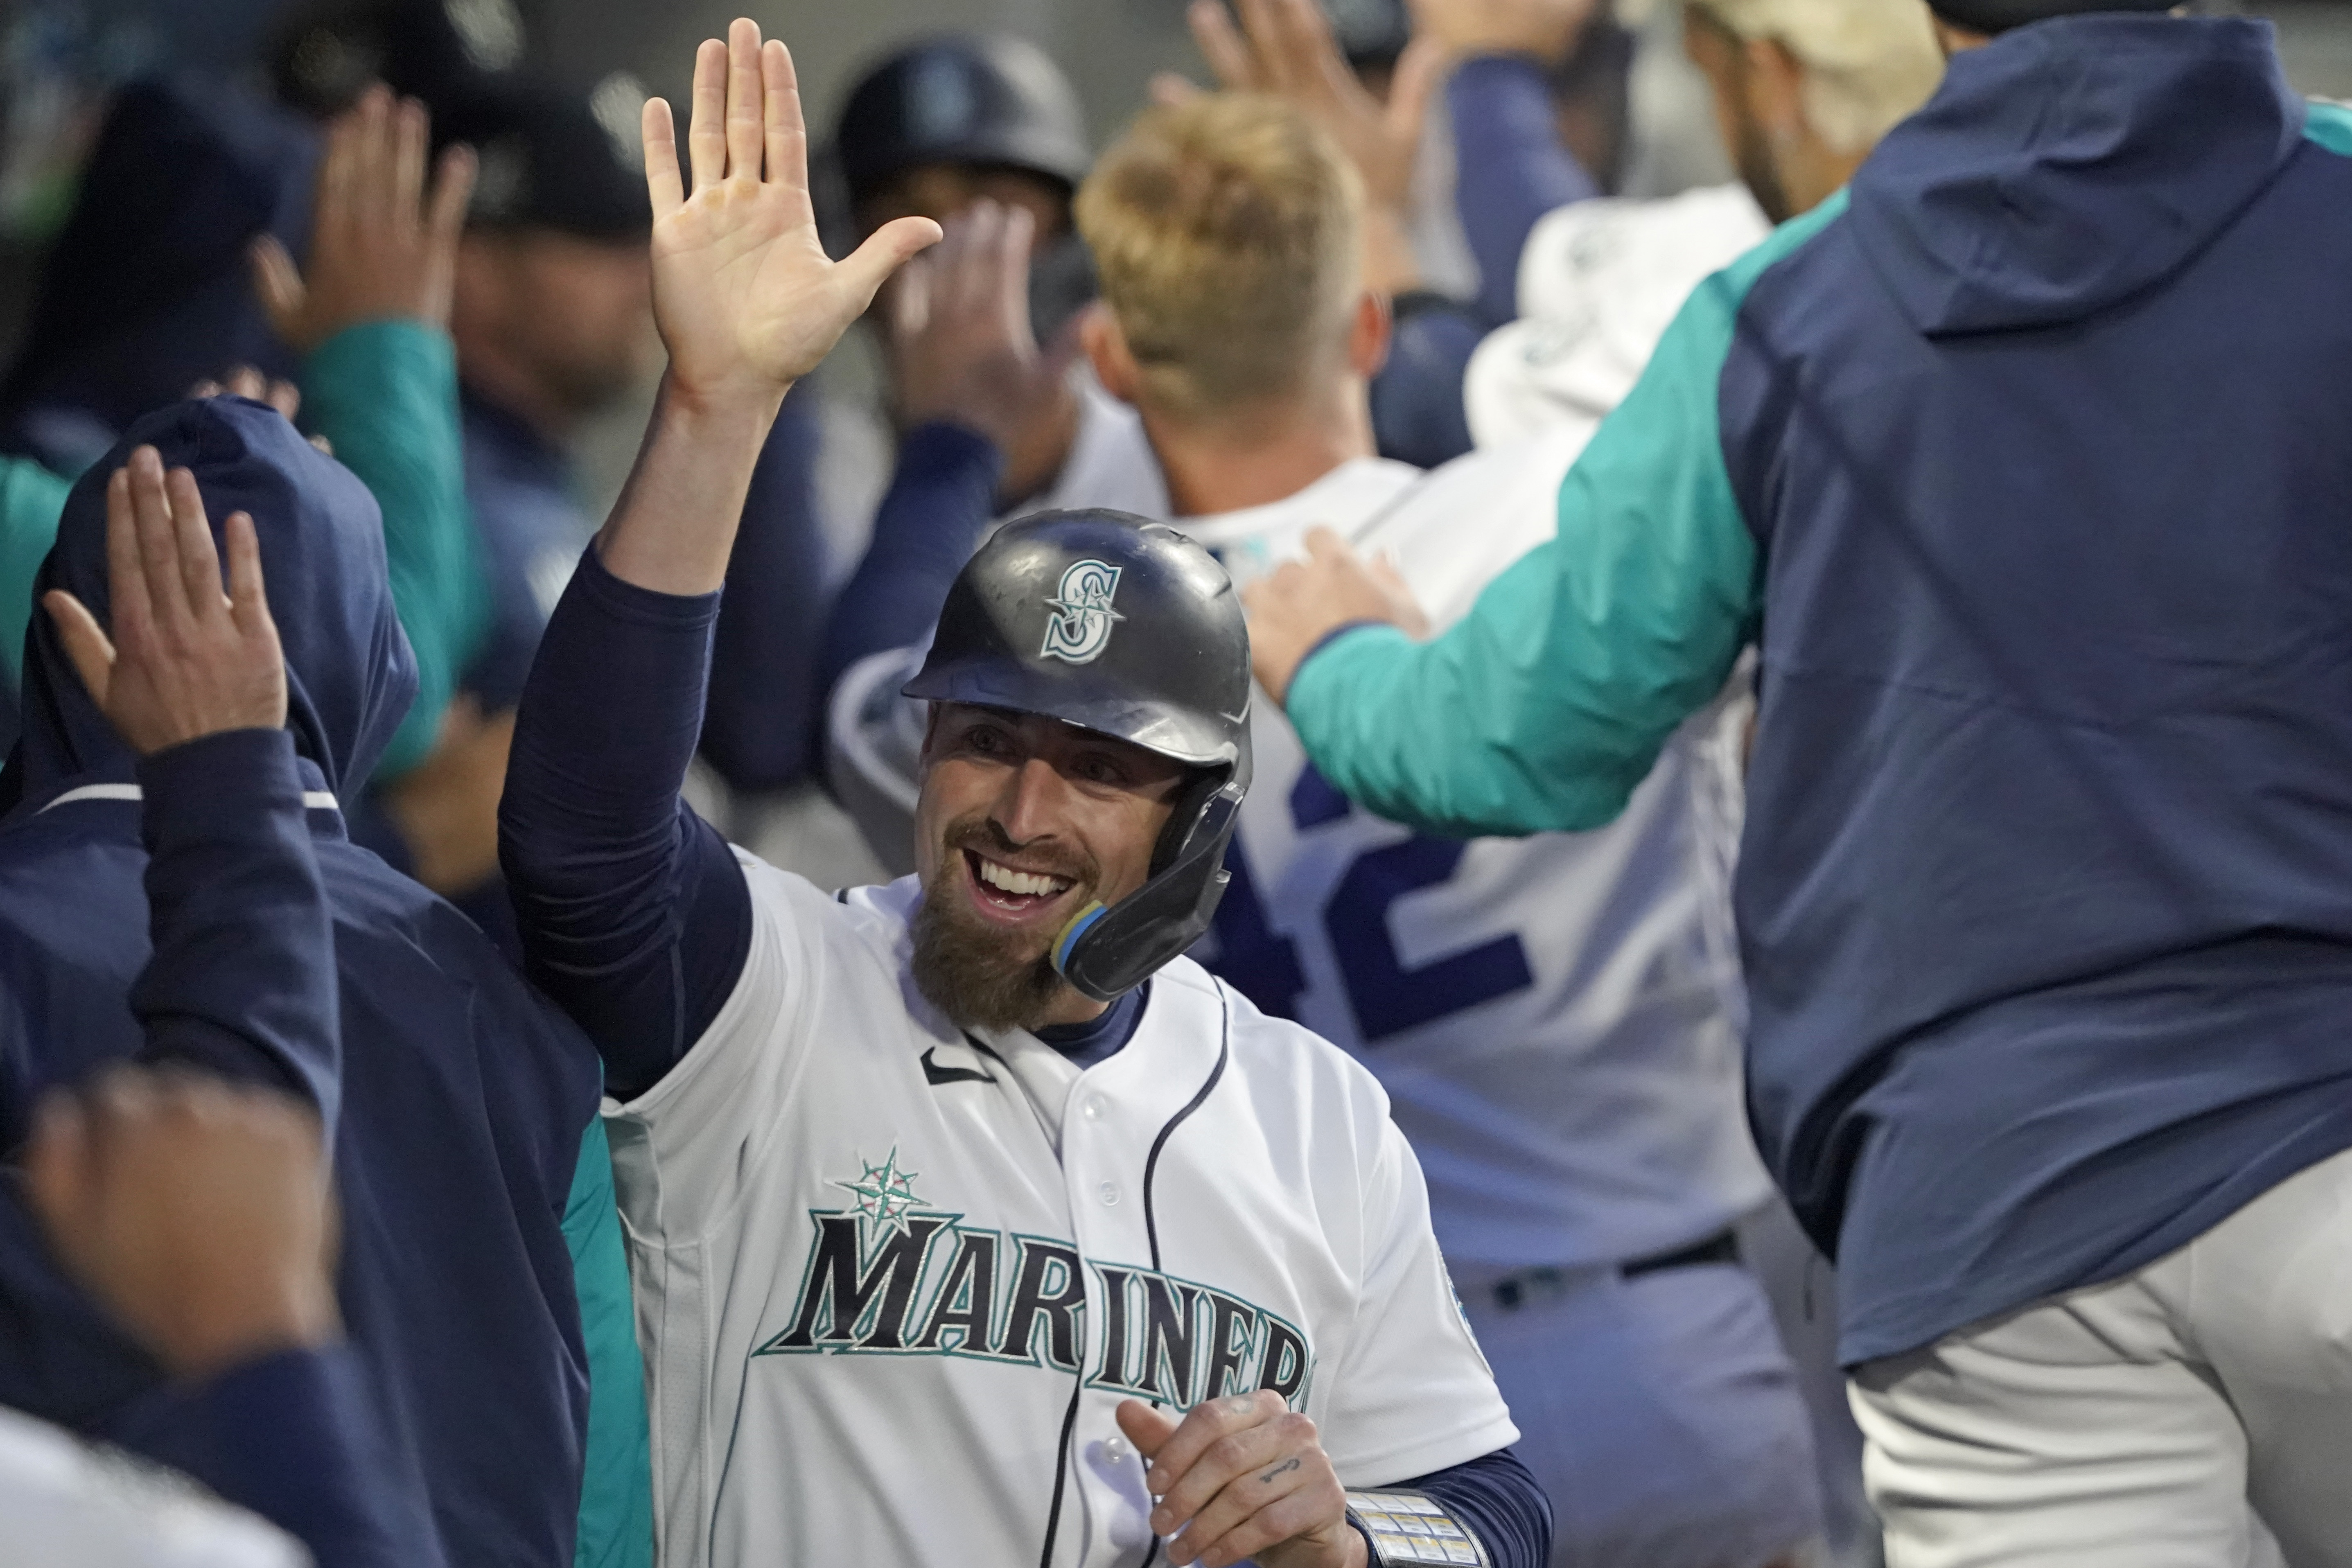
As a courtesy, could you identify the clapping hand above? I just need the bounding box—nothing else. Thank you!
[25,1067,339,1381]
[646,18,942,417]
[1117,1392,1363,1568]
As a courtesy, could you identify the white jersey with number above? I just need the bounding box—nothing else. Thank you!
[1182,441,1770,1285]
[603,866,1514,1568]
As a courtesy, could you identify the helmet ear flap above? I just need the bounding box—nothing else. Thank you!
[1051,775,1245,1002]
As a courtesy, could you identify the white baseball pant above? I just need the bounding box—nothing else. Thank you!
[1851,1143,2352,1568]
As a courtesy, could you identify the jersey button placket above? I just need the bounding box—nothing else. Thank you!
[1097,1180,1120,1207]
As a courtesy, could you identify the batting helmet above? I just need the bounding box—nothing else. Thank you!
[833,33,1092,217]
[904,511,1251,1002]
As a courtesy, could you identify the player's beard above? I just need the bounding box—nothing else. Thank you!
[911,817,1099,1034]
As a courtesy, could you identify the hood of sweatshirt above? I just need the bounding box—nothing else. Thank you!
[5,396,415,812]
[1849,14,2304,336]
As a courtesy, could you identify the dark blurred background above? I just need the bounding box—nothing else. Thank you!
[3,0,2347,498]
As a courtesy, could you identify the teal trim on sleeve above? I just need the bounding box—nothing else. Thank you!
[1287,192,1849,838]
[302,320,490,781]
[0,456,73,690]
[562,1114,653,1568]
[2303,97,2352,156]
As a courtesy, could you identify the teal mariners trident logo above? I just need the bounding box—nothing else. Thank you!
[1040,559,1126,665]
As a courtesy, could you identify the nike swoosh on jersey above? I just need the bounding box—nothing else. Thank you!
[920,1046,993,1086]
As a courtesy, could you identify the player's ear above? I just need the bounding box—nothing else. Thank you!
[1349,290,1392,381]
[1079,304,1142,406]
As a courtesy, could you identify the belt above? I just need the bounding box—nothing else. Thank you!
[1487,1228,1741,1313]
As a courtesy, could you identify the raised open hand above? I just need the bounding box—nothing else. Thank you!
[1187,0,1446,213]
[43,446,287,755]
[647,18,942,414]
[1405,0,1598,62]
[891,200,1082,500]
[251,85,476,353]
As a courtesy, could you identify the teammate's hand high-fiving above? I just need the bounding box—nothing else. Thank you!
[643,18,940,418]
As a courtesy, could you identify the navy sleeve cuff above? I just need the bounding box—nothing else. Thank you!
[136,728,305,851]
[576,537,725,629]
[897,419,1007,491]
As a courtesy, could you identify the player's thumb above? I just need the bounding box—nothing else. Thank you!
[839,216,945,317]
[44,590,115,710]
[1115,1399,1180,1459]
[248,235,307,344]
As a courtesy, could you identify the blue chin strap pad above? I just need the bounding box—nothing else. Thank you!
[1049,782,1241,1003]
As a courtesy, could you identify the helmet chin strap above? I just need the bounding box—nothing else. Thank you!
[1047,767,1245,1002]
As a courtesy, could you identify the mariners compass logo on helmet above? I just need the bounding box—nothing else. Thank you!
[1039,559,1126,664]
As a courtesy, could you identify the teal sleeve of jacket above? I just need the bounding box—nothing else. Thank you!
[563,1114,653,1568]
[0,456,73,689]
[302,320,489,781]
[1284,196,1848,839]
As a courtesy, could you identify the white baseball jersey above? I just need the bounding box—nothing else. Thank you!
[603,865,1515,1568]
[1464,183,1769,451]
[1181,442,1770,1284]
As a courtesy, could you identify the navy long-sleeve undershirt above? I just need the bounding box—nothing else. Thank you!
[1364,55,1602,468]
[501,544,751,1099]
[700,388,833,794]
[1451,54,1601,327]
[814,420,1004,738]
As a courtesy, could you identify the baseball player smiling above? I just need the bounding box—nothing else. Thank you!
[496,20,1548,1568]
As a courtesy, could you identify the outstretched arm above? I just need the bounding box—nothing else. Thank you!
[255,86,485,783]
[501,18,937,1092]
[43,447,341,1113]
[1243,268,1761,838]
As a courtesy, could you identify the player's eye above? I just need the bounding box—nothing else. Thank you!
[1074,754,1126,786]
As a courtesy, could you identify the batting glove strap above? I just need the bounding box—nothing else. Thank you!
[1344,1489,1492,1567]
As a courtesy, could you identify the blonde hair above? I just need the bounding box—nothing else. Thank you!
[1689,0,1945,154]
[1076,94,1363,422]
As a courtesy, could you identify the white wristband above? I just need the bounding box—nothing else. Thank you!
[1345,1489,1491,1567]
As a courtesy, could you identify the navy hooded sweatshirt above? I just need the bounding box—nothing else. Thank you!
[1279,15,2352,1363]
[0,398,608,1563]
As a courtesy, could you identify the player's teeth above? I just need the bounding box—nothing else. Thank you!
[977,858,1069,898]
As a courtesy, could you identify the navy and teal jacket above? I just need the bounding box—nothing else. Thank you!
[0,398,646,1565]
[1283,14,2352,1364]
[0,726,417,1567]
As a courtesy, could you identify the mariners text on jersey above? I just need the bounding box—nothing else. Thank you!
[758,1164,1316,1409]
